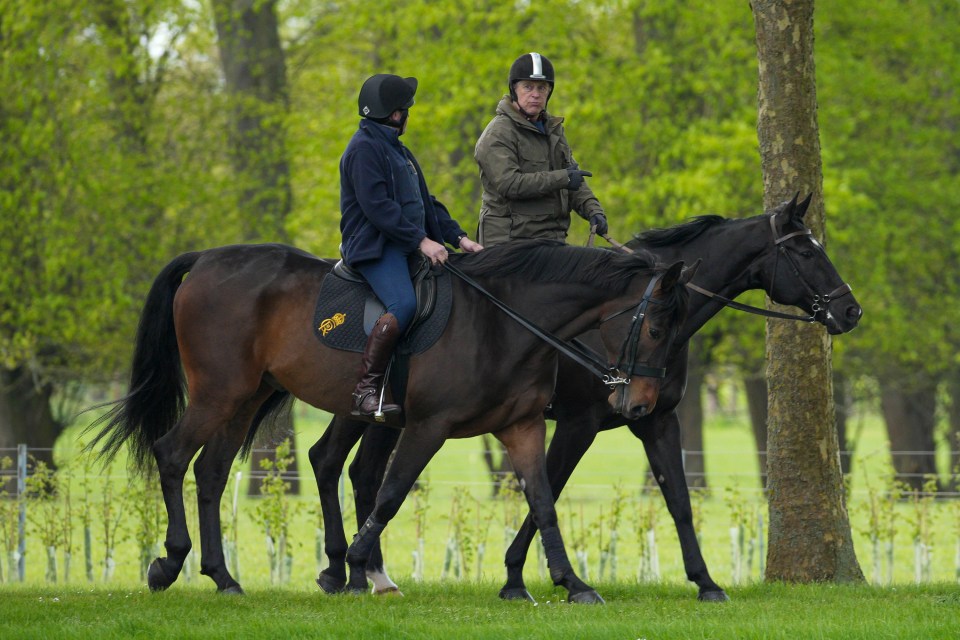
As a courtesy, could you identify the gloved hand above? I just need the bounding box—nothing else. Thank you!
[566,162,592,191]
[589,213,608,236]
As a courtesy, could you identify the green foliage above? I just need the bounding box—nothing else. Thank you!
[1,0,957,424]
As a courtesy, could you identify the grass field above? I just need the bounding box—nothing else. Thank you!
[1,581,958,640]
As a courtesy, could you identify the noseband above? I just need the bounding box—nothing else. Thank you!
[768,215,853,321]
[594,273,666,387]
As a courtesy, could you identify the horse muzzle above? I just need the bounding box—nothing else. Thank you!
[823,299,863,335]
[609,380,660,420]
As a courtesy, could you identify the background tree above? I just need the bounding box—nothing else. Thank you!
[752,0,862,582]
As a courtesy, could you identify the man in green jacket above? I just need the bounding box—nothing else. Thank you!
[474,52,607,246]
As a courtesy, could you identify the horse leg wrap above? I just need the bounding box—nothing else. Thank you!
[540,526,573,584]
[349,517,386,562]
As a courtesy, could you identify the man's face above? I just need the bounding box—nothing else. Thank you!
[514,80,551,116]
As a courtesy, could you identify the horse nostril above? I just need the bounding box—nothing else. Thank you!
[847,305,863,320]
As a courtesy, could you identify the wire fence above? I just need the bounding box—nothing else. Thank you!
[2,443,959,588]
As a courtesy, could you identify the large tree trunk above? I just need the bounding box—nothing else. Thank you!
[212,0,297,495]
[878,374,939,492]
[753,0,863,583]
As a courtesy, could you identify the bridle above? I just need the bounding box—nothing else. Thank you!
[444,262,667,389]
[595,217,852,324]
[764,215,853,321]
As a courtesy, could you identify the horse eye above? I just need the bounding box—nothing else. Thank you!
[648,327,662,340]
[801,250,814,258]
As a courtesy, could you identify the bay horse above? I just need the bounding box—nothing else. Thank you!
[311,195,862,600]
[88,239,694,602]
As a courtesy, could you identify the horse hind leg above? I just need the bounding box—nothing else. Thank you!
[192,395,269,594]
[148,409,209,592]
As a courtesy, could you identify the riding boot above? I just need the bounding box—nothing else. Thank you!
[351,312,402,421]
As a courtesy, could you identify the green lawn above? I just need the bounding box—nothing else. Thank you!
[0,582,957,640]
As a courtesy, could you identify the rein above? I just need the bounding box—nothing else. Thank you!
[592,219,852,323]
[443,261,664,387]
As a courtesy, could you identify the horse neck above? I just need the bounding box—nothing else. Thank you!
[637,217,769,340]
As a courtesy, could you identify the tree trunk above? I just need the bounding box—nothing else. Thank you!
[743,372,767,488]
[833,372,852,476]
[946,375,960,492]
[0,366,62,477]
[753,0,863,583]
[212,0,299,494]
[878,375,939,492]
[676,337,709,489]
[212,0,292,243]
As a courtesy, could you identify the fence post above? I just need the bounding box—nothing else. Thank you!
[17,443,27,582]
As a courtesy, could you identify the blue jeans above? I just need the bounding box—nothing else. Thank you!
[354,242,417,333]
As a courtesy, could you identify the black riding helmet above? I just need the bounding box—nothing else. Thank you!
[358,74,418,120]
[508,52,555,105]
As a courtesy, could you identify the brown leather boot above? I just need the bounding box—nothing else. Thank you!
[351,313,402,421]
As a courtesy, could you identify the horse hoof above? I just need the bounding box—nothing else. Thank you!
[147,558,175,592]
[569,590,605,605]
[498,587,535,602]
[698,589,729,603]
[373,586,404,597]
[316,572,347,595]
[219,585,245,596]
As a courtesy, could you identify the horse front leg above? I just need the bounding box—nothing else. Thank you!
[308,415,367,594]
[348,425,402,594]
[345,427,444,594]
[636,411,728,602]
[501,408,602,601]
[497,416,603,605]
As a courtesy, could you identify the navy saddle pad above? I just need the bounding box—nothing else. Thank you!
[313,265,452,354]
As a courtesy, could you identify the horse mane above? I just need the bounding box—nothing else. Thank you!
[451,239,658,294]
[634,215,728,247]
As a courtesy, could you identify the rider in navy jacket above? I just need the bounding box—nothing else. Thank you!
[340,74,482,421]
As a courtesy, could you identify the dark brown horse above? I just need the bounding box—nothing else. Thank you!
[311,195,862,601]
[89,239,694,602]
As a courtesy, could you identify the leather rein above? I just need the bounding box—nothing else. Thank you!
[588,217,853,323]
[443,261,665,388]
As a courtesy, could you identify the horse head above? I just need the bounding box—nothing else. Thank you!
[600,260,697,419]
[764,193,862,335]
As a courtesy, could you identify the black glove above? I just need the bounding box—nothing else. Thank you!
[589,213,608,236]
[566,162,592,191]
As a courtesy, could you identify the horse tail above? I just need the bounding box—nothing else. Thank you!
[238,390,294,460]
[85,251,202,473]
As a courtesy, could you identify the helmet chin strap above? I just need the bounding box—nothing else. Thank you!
[377,109,409,135]
[512,98,543,122]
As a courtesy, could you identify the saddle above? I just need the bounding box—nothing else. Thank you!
[313,258,452,355]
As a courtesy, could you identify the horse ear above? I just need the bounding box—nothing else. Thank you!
[796,193,813,219]
[679,258,702,286]
[658,261,685,291]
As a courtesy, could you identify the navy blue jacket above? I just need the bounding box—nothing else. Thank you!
[340,120,466,266]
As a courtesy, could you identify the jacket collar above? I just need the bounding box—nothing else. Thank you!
[495,95,563,132]
[359,118,402,146]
